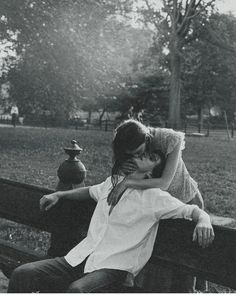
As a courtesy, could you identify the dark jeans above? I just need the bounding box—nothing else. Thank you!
[8,257,127,293]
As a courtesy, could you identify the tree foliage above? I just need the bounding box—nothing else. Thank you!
[0,0,148,122]
[1,0,236,128]
[134,0,216,127]
[182,12,236,123]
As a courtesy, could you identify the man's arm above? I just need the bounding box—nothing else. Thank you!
[40,187,91,211]
[191,206,215,248]
[154,194,215,249]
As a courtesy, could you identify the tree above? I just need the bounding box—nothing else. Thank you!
[117,55,169,123]
[136,0,216,128]
[0,0,141,123]
[182,12,236,126]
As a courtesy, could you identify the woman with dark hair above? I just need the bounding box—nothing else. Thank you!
[108,119,205,292]
[108,119,203,209]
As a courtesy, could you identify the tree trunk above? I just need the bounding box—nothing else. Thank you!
[88,110,92,124]
[168,40,181,129]
[197,105,203,133]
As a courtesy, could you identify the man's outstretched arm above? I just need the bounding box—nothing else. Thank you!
[40,187,91,211]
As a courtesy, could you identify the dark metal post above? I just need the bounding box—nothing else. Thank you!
[56,140,86,191]
[48,140,87,256]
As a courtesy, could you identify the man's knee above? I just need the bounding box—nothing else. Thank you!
[11,263,37,281]
[8,263,38,293]
[67,282,108,293]
[67,280,87,293]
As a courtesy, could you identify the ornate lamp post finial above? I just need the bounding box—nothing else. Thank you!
[57,139,86,191]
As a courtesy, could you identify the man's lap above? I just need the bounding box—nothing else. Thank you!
[8,257,127,293]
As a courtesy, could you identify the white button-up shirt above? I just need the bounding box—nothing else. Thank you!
[65,176,197,281]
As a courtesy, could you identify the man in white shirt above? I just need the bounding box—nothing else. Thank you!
[8,176,214,293]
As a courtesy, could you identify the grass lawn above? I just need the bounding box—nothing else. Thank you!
[0,126,235,217]
[0,125,235,292]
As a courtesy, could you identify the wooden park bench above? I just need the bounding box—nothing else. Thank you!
[0,177,235,292]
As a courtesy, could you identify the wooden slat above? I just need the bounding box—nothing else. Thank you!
[0,178,95,232]
[0,178,54,194]
[0,178,53,230]
[152,219,236,289]
[0,238,47,277]
[0,238,45,264]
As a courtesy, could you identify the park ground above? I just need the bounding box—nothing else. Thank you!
[0,125,235,292]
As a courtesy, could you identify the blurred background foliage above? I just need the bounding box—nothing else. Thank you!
[0,0,236,128]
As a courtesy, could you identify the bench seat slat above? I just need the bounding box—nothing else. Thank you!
[0,238,47,277]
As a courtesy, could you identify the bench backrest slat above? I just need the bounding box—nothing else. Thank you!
[153,219,236,289]
[0,178,54,230]
[0,178,95,232]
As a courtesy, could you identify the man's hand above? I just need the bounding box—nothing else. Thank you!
[192,219,214,248]
[40,192,61,211]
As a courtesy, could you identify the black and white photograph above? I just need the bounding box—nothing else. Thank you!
[0,0,235,293]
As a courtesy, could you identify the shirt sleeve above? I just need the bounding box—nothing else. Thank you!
[151,190,198,220]
[89,177,113,202]
[159,204,199,220]
[152,128,185,156]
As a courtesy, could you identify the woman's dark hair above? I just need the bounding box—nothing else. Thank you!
[111,119,150,186]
